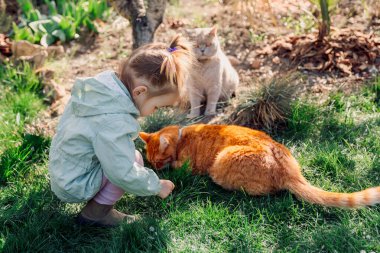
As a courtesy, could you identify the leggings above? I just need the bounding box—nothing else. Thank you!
[92,150,144,205]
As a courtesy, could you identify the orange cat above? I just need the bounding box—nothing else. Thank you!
[139,124,380,208]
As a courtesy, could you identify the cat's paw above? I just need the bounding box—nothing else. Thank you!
[204,111,217,116]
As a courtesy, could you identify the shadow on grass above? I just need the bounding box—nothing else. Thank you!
[0,134,50,185]
[1,183,170,252]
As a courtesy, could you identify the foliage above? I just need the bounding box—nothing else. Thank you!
[0,62,47,184]
[12,0,110,46]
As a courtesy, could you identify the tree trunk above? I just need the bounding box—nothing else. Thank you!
[110,0,167,49]
[0,0,12,33]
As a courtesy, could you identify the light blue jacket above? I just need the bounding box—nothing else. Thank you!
[49,70,161,203]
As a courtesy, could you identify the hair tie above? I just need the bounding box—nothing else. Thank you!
[167,47,177,53]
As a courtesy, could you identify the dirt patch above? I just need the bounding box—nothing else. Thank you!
[27,0,380,136]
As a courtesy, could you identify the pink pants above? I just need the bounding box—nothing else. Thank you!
[93,150,144,205]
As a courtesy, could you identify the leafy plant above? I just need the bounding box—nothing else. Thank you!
[12,0,110,46]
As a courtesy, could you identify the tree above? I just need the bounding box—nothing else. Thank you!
[109,0,167,49]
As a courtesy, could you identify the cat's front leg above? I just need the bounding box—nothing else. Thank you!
[188,89,203,118]
[205,85,222,116]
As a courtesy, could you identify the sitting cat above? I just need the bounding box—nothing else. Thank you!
[139,124,380,208]
[185,27,239,118]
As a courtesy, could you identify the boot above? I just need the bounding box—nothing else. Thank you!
[76,199,137,227]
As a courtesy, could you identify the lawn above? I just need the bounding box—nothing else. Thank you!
[0,61,379,252]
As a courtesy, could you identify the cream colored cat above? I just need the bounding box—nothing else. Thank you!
[185,27,239,118]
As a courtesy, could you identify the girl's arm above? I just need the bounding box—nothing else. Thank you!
[93,116,162,196]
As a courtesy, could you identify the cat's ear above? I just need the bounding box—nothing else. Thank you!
[139,132,151,143]
[209,26,218,37]
[184,29,194,38]
[159,135,170,152]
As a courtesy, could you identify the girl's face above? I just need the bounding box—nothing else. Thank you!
[132,85,179,116]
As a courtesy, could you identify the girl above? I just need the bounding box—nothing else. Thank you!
[49,35,193,227]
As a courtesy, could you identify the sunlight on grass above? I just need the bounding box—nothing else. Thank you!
[1,74,379,252]
[0,62,47,184]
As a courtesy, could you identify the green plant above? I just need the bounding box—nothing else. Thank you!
[230,74,300,133]
[140,108,187,133]
[0,61,42,93]
[12,0,110,46]
[248,29,266,44]
[0,62,46,183]
[281,14,316,35]
[308,0,339,39]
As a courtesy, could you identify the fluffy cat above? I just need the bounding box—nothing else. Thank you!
[185,27,239,118]
[139,124,380,208]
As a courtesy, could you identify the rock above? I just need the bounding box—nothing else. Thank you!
[11,40,65,68]
[46,45,65,58]
[12,40,48,68]
[112,16,130,31]
[250,59,261,69]
[272,56,280,64]
[43,79,66,103]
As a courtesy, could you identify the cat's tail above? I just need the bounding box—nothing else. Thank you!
[273,145,380,208]
[288,178,380,208]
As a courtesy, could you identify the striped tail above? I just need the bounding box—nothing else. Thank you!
[272,144,380,208]
[288,179,380,208]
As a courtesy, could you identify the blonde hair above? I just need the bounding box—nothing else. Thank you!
[118,35,194,101]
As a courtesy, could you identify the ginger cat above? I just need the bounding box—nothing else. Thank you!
[185,27,239,118]
[139,124,380,208]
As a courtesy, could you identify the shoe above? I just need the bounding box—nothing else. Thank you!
[75,199,138,227]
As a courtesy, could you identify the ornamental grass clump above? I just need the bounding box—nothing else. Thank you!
[230,74,300,132]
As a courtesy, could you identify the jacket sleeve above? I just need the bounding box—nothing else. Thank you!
[93,117,162,196]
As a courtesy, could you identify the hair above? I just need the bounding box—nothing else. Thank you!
[118,34,194,101]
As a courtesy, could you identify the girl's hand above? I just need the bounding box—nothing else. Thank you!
[158,180,175,199]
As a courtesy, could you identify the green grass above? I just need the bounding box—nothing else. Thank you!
[1,75,379,252]
[0,62,47,184]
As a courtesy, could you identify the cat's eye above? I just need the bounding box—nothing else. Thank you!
[206,43,211,47]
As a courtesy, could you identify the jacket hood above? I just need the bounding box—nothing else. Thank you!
[70,71,140,117]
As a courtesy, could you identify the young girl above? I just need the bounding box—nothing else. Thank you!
[49,35,193,227]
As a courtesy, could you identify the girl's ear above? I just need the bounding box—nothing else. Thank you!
[209,26,217,37]
[139,132,151,143]
[132,86,148,97]
[159,135,170,152]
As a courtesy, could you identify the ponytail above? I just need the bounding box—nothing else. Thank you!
[119,34,194,104]
[160,34,194,98]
